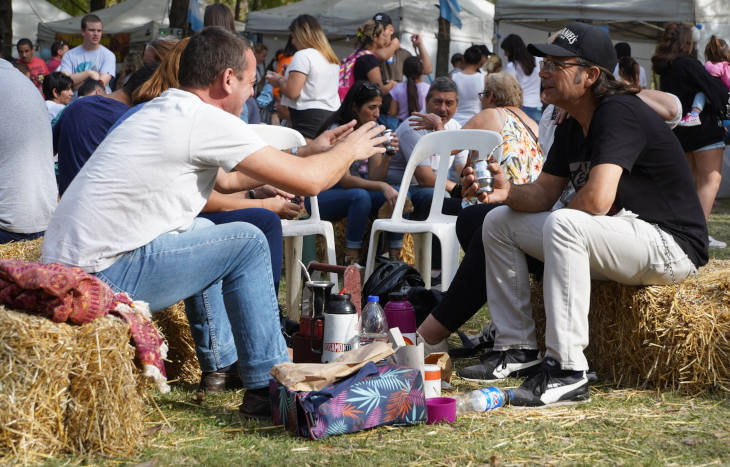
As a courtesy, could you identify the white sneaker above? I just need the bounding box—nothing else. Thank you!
[709,235,727,248]
[678,113,701,127]
[417,333,449,355]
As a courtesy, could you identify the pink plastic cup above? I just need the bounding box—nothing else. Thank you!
[426,397,456,425]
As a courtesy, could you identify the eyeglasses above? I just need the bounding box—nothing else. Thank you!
[478,91,490,99]
[539,59,589,72]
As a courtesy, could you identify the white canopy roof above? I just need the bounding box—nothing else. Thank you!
[12,0,71,55]
[494,0,695,41]
[37,0,171,49]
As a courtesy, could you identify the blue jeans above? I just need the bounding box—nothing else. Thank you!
[0,229,44,244]
[95,218,288,388]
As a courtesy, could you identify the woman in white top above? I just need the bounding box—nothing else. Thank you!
[452,45,487,125]
[501,34,542,123]
[267,15,340,140]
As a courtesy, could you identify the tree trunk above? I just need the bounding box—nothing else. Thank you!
[436,17,451,78]
[169,0,189,30]
[0,1,11,59]
[90,0,106,12]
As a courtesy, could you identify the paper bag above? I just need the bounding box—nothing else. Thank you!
[269,341,393,392]
[424,352,453,383]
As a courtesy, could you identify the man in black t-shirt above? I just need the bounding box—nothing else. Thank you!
[457,23,708,407]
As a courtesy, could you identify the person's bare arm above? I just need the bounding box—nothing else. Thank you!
[339,173,400,208]
[296,121,356,157]
[98,73,112,87]
[567,163,622,215]
[202,190,301,219]
[637,89,681,126]
[277,71,306,100]
[213,168,263,193]
[414,165,456,191]
[411,34,433,75]
[472,163,567,212]
[235,121,387,196]
[373,37,400,62]
[366,67,395,95]
[65,69,100,88]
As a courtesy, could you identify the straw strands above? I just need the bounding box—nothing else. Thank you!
[531,260,730,393]
[0,307,145,459]
[152,302,201,384]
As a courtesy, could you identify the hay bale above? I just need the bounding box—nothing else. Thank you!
[66,315,145,456]
[0,238,200,386]
[530,260,730,393]
[152,302,201,384]
[0,308,74,458]
[0,306,146,460]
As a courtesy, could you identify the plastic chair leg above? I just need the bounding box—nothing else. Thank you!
[437,233,460,292]
[284,236,303,320]
[414,232,432,289]
[364,229,382,283]
[322,224,339,285]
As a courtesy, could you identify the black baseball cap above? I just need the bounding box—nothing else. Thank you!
[372,12,393,26]
[527,22,617,72]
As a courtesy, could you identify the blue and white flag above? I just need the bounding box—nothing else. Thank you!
[188,0,204,32]
[440,0,462,29]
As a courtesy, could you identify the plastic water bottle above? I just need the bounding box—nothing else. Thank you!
[454,387,512,415]
[360,296,389,346]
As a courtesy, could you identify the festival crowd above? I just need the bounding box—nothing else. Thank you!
[2,5,728,414]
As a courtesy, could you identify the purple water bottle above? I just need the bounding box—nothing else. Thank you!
[383,291,417,345]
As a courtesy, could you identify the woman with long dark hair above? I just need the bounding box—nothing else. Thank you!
[501,34,542,122]
[388,56,428,122]
[652,22,726,248]
[266,15,340,140]
[314,81,402,263]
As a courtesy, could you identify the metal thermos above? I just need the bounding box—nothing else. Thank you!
[292,281,334,363]
[322,293,360,363]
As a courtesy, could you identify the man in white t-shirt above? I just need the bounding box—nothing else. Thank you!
[42,27,387,417]
[387,77,467,219]
[59,14,116,92]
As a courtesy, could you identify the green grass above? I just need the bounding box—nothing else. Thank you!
[10,200,730,466]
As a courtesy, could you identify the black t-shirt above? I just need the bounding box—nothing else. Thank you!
[354,54,381,82]
[659,57,725,152]
[543,94,708,268]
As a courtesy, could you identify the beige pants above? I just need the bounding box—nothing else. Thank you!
[482,206,696,371]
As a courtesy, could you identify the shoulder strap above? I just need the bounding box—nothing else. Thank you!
[505,107,538,144]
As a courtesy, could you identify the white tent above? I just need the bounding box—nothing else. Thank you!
[11,0,71,58]
[37,0,171,53]
[245,0,495,75]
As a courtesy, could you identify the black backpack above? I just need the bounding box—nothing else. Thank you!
[361,257,425,306]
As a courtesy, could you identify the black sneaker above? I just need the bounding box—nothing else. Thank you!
[458,348,541,381]
[451,322,496,358]
[509,357,590,407]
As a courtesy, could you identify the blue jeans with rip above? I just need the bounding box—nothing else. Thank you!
[95,218,288,388]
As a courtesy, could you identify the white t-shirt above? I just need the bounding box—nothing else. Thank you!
[387,117,467,186]
[452,71,485,125]
[41,88,267,272]
[505,57,542,108]
[280,48,339,111]
[0,59,58,234]
[59,45,116,93]
[46,100,65,122]
[613,63,648,89]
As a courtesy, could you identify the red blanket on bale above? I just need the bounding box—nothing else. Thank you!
[0,259,170,393]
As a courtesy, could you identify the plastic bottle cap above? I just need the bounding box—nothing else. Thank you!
[367,295,379,302]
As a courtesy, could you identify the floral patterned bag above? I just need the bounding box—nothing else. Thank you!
[270,361,426,439]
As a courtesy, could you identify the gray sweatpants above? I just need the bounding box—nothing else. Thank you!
[482,206,696,371]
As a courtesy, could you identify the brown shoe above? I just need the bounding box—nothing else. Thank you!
[239,387,271,418]
[198,362,243,393]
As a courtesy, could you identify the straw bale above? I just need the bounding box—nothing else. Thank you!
[0,307,147,460]
[0,307,75,458]
[152,302,201,384]
[314,218,414,266]
[529,260,730,393]
[65,315,145,456]
[0,237,43,262]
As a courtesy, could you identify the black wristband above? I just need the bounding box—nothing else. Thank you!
[249,189,256,199]
[450,184,462,199]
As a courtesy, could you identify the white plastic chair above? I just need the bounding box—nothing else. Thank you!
[364,129,503,291]
[249,124,338,318]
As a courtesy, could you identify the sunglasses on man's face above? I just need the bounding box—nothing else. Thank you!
[539,59,588,72]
